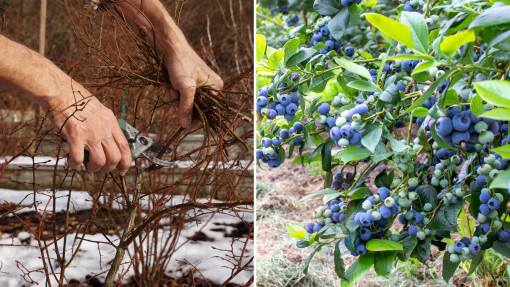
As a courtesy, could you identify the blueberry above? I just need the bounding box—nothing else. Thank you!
[404,4,415,11]
[319,48,328,54]
[293,136,303,146]
[349,132,361,145]
[318,103,330,115]
[469,243,481,254]
[360,227,371,241]
[312,224,323,233]
[401,60,414,71]
[332,212,340,222]
[355,244,367,255]
[280,129,290,139]
[256,96,268,107]
[289,93,300,104]
[398,214,406,224]
[479,191,491,204]
[499,230,510,242]
[481,222,491,233]
[379,205,392,218]
[413,212,424,223]
[325,40,335,50]
[255,149,263,159]
[488,198,500,210]
[293,122,304,133]
[437,148,451,160]
[377,187,391,200]
[284,113,295,121]
[354,104,369,115]
[436,117,453,136]
[330,126,342,141]
[290,72,300,81]
[344,46,355,57]
[454,241,465,253]
[305,223,315,234]
[268,158,281,168]
[330,204,340,212]
[408,225,418,236]
[267,109,277,119]
[286,103,298,114]
[476,175,487,187]
[452,112,471,132]
[452,131,470,146]
[272,137,281,146]
[278,94,291,106]
[341,0,355,7]
[340,125,354,139]
[275,104,286,116]
[320,24,329,36]
[359,213,375,226]
[261,137,272,147]
[479,204,490,216]
[326,117,336,128]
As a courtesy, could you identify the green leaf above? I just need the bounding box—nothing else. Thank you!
[334,240,346,279]
[412,185,438,212]
[344,187,369,200]
[284,38,301,65]
[470,94,486,116]
[474,80,510,108]
[337,146,371,163]
[374,251,398,276]
[366,239,403,251]
[480,108,510,121]
[411,107,429,118]
[328,8,350,41]
[310,71,336,92]
[277,147,286,164]
[400,11,429,54]
[341,253,374,287]
[492,243,510,258]
[343,199,363,233]
[256,34,266,62]
[322,139,334,171]
[307,96,322,116]
[287,222,306,234]
[296,188,340,205]
[334,57,372,80]
[411,237,431,263]
[267,50,284,70]
[467,251,483,275]
[490,170,510,190]
[365,13,414,49]
[313,0,341,15]
[361,124,382,153]
[323,191,344,203]
[347,79,382,92]
[387,54,434,61]
[402,69,455,115]
[442,253,460,282]
[309,142,325,163]
[397,233,418,261]
[303,244,323,275]
[469,5,510,28]
[491,145,510,158]
[440,30,476,55]
[384,133,407,152]
[431,200,463,231]
[411,61,440,76]
[286,48,318,67]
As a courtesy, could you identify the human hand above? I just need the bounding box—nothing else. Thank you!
[48,90,132,175]
[162,43,223,129]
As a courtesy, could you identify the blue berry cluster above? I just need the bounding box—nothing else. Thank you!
[256,72,300,122]
[477,190,505,233]
[447,237,483,262]
[305,199,349,234]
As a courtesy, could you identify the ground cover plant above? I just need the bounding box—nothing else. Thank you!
[256,0,510,286]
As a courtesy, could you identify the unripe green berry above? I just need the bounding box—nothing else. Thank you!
[317,218,325,225]
[324,209,332,217]
[417,231,426,240]
[372,211,382,221]
[495,193,504,203]
[423,203,433,212]
[325,218,333,225]
[385,197,395,207]
[474,121,488,133]
[477,214,488,223]
[408,178,419,187]
[493,220,503,230]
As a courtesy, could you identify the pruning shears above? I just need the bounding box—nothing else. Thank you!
[67,119,175,168]
[117,118,174,167]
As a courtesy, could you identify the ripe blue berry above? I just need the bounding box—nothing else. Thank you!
[280,129,290,139]
[293,136,303,146]
[318,103,330,115]
[354,104,368,115]
[344,46,355,57]
[401,60,414,71]
[349,132,361,145]
[408,225,418,236]
[355,244,367,255]
[454,242,465,253]
[377,187,391,200]
[479,204,490,216]
[499,230,510,242]
[359,213,375,226]
[320,24,329,36]
[261,137,272,147]
[469,243,481,254]
[412,212,424,224]
[330,126,342,141]
[340,125,354,138]
[293,122,304,133]
[487,198,500,210]
[257,96,268,107]
[272,137,281,146]
[286,103,298,114]
[278,94,291,106]
[275,104,286,115]
[268,158,281,168]
[360,227,371,241]
[452,131,470,146]
[452,112,471,132]
[479,191,491,204]
[312,224,323,233]
[476,175,487,187]
[305,223,314,234]
[379,205,392,219]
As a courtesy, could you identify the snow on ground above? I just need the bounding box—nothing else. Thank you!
[0,189,253,286]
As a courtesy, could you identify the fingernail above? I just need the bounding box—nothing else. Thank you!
[119,170,126,176]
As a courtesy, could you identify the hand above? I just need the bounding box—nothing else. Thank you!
[163,43,223,128]
[48,90,132,175]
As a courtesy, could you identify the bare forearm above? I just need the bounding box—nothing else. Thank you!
[0,34,87,110]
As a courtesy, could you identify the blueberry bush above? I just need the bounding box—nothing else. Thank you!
[256,0,510,285]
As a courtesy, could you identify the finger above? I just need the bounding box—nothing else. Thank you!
[100,138,121,173]
[169,88,179,101]
[112,126,132,175]
[85,141,106,172]
[67,139,85,169]
[210,75,224,91]
[176,80,196,128]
